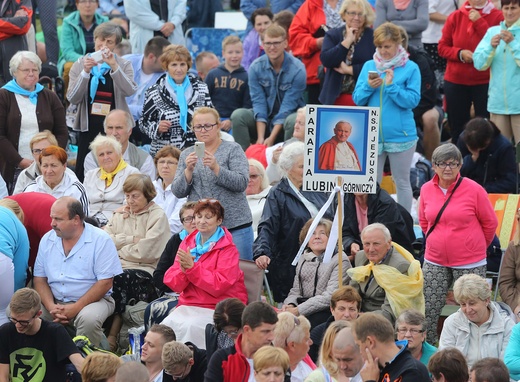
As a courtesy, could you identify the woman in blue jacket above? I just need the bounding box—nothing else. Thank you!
[353,22,420,213]
[473,0,520,144]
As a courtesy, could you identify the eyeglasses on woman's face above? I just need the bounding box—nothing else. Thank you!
[192,123,217,132]
[435,161,460,169]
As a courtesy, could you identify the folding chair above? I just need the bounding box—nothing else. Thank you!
[238,259,274,304]
[184,28,239,66]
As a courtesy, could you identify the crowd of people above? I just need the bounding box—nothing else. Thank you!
[1,0,520,380]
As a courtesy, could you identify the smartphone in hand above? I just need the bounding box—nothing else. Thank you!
[194,142,205,158]
[368,71,379,80]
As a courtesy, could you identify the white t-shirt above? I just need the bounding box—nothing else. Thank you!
[247,358,255,382]
[422,0,457,43]
[15,94,39,160]
[291,361,314,382]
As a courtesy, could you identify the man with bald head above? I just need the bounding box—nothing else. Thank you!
[318,121,361,171]
[115,361,149,382]
[33,196,122,347]
[83,109,156,179]
[332,327,364,382]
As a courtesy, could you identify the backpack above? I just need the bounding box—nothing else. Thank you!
[410,157,434,199]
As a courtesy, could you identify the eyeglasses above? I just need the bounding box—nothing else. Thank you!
[223,328,239,338]
[264,39,286,48]
[181,215,194,223]
[192,123,217,132]
[435,162,460,169]
[285,315,300,346]
[77,0,97,3]
[32,148,44,155]
[165,362,189,379]
[396,327,425,335]
[249,174,262,180]
[9,312,38,327]
[345,11,365,18]
[157,159,178,166]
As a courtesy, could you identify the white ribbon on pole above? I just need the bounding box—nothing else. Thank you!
[291,186,344,266]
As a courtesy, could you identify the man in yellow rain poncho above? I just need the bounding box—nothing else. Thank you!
[348,223,424,325]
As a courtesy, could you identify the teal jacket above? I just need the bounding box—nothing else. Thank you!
[473,20,520,115]
[58,11,109,74]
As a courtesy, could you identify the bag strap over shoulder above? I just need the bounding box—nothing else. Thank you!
[425,176,463,240]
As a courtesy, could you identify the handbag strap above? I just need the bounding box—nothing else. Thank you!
[425,176,463,240]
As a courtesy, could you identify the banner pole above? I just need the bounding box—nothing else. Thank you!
[337,177,343,288]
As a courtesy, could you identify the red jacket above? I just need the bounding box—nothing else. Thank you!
[438,2,502,85]
[0,0,32,41]
[163,227,248,309]
[289,0,326,85]
[419,174,498,267]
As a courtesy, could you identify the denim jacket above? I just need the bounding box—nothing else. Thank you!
[248,52,306,126]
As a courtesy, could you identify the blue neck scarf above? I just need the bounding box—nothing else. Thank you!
[2,79,44,105]
[89,62,111,104]
[167,75,190,132]
[190,226,225,262]
[179,229,188,241]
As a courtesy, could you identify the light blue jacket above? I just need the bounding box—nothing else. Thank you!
[504,322,520,381]
[58,11,109,74]
[353,60,421,144]
[248,51,306,126]
[473,21,520,115]
[0,206,29,291]
[125,0,186,54]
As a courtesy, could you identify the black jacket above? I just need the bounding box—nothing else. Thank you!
[377,343,430,382]
[458,128,516,194]
[178,342,207,382]
[253,178,330,302]
[342,186,415,255]
[153,233,181,294]
[309,315,335,363]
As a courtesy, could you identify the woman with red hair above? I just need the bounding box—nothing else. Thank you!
[23,145,89,215]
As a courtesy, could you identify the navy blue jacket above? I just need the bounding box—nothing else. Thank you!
[458,128,516,194]
[319,26,375,105]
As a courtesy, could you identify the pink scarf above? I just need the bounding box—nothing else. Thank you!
[373,45,409,72]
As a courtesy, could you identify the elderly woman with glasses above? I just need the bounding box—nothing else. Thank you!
[161,199,248,348]
[172,107,253,260]
[140,45,213,157]
[419,143,498,344]
[395,309,437,366]
[272,312,316,380]
[439,274,514,367]
[0,51,68,192]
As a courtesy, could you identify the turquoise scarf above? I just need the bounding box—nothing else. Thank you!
[2,79,44,105]
[167,75,190,132]
[89,62,111,104]
[179,229,188,240]
[190,226,225,262]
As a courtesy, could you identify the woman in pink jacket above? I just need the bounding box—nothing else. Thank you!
[162,199,248,347]
[419,143,497,345]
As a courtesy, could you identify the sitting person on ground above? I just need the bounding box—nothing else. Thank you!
[472,358,511,382]
[205,302,279,382]
[309,286,362,363]
[161,199,248,348]
[272,312,316,380]
[83,135,140,226]
[145,202,197,332]
[253,346,291,382]
[205,36,252,134]
[33,196,123,348]
[104,174,170,351]
[499,208,520,315]
[427,347,469,382]
[246,159,272,239]
[0,288,84,381]
[23,146,89,216]
[162,340,208,382]
[123,324,176,381]
[342,185,416,263]
[282,218,351,329]
[457,117,516,194]
[13,130,75,195]
[172,107,253,260]
[84,109,156,180]
[231,24,306,150]
[352,312,431,382]
[439,274,515,368]
[0,203,29,325]
[254,142,331,303]
[205,298,246,362]
[348,223,424,325]
[395,309,437,366]
[81,352,122,382]
[152,145,186,235]
[306,321,359,382]
[242,8,274,71]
